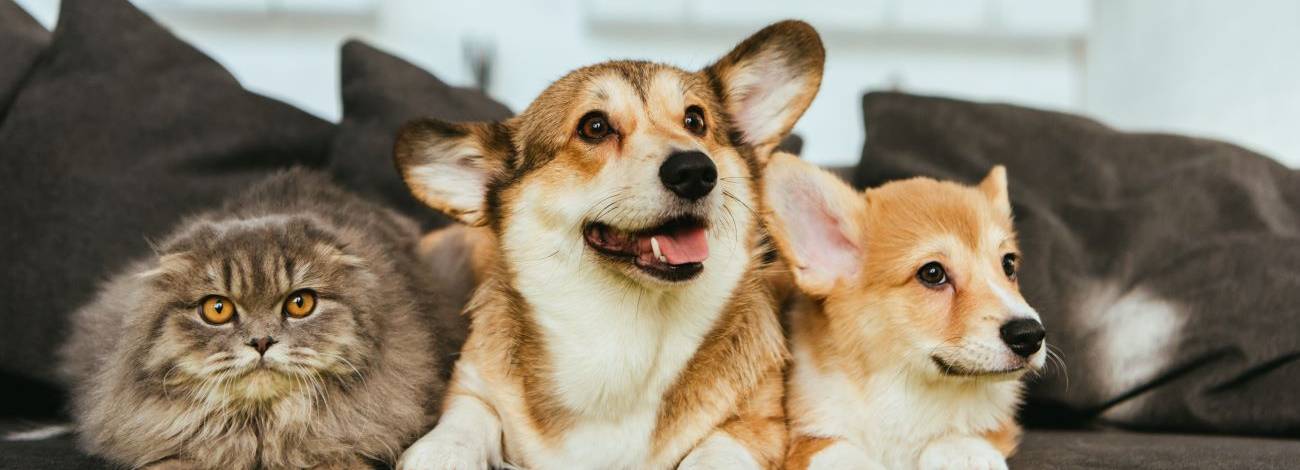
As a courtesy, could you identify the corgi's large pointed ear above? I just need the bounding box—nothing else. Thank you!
[705,20,825,156]
[394,118,513,226]
[979,165,1012,218]
[763,152,864,297]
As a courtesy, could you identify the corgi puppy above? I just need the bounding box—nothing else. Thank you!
[762,154,1046,470]
[394,21,824,470]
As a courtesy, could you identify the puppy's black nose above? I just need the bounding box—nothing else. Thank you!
[659,151,716,200]
[999,319,1045,357]
[247,336,278,355]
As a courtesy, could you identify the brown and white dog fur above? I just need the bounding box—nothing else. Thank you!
[763,154,1047,470]
[393,21,824,470]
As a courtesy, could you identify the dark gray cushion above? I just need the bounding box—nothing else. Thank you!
[0,0,48,115]
[1011,430,1300,469]
[330,40,512,230]
[0,421,107,470]
[0,0,333,416]
[855,92,1300,435]
[5,420,1295,470]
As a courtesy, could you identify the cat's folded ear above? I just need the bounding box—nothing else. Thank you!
[394,119,513,227]
[314,244,367,269]
[762,152,864,298]
[135,253,193,280]
[704,20,824,160]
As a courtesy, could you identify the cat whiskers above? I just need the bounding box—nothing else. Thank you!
[275,348,337,413]
[288,348,366,383]
[161,353,235,399]
[316,351,366,382]
[161,363,185,398]
[286,363,334,419]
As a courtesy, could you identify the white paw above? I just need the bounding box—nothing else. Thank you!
[678,451,754,470]
[396,437,488,470]
[807,441,886,470]
[678,434,760,470]
[918,437,1007,470]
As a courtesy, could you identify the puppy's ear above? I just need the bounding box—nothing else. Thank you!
[705,20,825,157]
[763,152,864,297]
[979,165,1012,218]
[394,119,513,226]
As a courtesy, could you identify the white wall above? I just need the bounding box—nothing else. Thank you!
[370,0,1087,165]
[15,1,1300,167]
[1085,0,1300,166]
[11,0,383,120]
[12,0,1089,166]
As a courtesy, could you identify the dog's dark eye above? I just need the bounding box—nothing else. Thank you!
[684,106,706,135]
[1002,253,1019,280]
[578,112,612,142]
[917,262,948,287]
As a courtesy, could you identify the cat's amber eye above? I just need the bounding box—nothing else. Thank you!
[199,296,236,325]
[283,290,317,318]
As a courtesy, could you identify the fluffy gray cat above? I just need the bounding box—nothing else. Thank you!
[57,169,467,470]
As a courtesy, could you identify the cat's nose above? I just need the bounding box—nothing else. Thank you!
[247,336,278,355]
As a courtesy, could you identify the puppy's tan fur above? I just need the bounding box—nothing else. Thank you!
[763,154,1046,470]
[394,21,824,470]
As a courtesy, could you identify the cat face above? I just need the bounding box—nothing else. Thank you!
[130,216,381,404]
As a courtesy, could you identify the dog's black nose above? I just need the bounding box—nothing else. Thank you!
[999,319,1045,357]
[659,151,716,200]
[247,336,278,355]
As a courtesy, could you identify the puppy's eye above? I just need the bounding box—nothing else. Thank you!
[916,262,948,287]
[283,289,317,319]
[1002,253,1019,280]
[684,106,706,135]
[199,296,236,325]
[578,112,612,141]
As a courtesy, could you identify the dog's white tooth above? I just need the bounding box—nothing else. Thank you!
[651,236,664,262]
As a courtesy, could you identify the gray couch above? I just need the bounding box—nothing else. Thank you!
[3,0,1297,468]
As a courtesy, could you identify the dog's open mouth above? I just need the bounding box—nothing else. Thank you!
[583,217,709,282]
[931,356,1026,378]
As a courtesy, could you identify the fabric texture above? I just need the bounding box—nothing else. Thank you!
[855,91,1300,435]
[4,421,1296,470]
[0,0,48,115]
[0,0,334,415]
[331,40,512,229]
[1010,429,1300,469]
[0,421,108,470]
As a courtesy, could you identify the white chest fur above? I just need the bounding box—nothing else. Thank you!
[789,346,1021,470]
[497,227,748,469]
[488,171,756,468]
[511,296,714,469]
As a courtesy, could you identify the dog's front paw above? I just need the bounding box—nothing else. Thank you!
[918,436,1007,470]
[803,441,886,470]
[678,434,760,470]
[397,438,488,470]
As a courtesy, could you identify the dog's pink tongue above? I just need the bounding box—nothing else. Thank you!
[649,226,709,264]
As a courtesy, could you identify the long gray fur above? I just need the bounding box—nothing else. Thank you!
[57,168,463,469]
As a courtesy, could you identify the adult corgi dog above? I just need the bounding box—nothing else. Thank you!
[394,21,824,470]
[763,154,1046,470]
